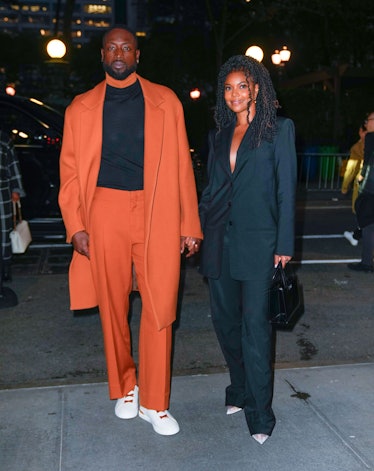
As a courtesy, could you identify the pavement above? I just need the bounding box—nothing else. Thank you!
[1,190,373,471]
[1,364,373,471]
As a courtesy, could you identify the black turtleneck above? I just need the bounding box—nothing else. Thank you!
[97,79,144,190]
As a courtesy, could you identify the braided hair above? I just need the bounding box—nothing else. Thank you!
[214,55,279,149]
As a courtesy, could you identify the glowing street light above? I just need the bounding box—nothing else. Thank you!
[5,85,16,96]
[245,45,264,63]
[271,46,291,66]
[44,38,69,103]
[190,88,201,100]
[46,39,67,59]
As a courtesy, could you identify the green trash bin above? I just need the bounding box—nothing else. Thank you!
[319,146,339,188]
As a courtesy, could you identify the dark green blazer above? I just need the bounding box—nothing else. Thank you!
[199,116,297,280]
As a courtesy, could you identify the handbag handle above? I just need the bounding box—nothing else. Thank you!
[273,261,290,289]
[12,201,23,229]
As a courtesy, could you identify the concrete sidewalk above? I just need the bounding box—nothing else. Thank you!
[1,211,373,471]
[1,363,373,471]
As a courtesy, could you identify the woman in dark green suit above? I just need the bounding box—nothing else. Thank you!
[199,55,297,444]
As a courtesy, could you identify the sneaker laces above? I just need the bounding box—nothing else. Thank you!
[123,389,135,404]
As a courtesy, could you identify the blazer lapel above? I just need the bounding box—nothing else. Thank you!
[216,125,234,177]
[232,127,257,181]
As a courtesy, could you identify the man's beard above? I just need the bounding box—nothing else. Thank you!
[102,62,137,80]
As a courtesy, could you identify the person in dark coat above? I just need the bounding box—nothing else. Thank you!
[0,130,25,281]
[199,55,297,444]
[348,110,374,272]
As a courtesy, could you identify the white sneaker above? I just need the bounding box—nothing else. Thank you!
[343,231,358,246]
[139,406,180,435]
[115,385,139,419]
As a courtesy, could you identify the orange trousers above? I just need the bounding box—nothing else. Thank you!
[89,187,172,410]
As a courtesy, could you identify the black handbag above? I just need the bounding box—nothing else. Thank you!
[269,262,303,327]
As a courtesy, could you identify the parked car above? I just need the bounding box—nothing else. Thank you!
[0,94,65,241]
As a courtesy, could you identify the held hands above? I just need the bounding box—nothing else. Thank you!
[274,254,292,268]
[181,236,202,258]
[73,232,201,260]
[72,231,90,259]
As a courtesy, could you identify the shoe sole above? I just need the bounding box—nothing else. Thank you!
[115,408,138,419]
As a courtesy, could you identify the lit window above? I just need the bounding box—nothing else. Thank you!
[85,5,111,14]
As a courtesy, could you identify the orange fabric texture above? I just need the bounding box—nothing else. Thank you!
[89,189,171,408]
[59,73,203,329]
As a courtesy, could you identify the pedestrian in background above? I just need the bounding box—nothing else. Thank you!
[59,25,202,436]
[341,124,367,246]
[198,55,297,444]
[0,130,25,281]
[348,111,374,272]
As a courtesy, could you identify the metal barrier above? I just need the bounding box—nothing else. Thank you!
[297,152,349,190]
[192,152,350,193]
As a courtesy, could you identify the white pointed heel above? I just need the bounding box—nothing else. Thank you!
[226,405,243,415]
[252,433,269,445]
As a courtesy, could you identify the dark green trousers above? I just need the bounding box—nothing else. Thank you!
[208,235,275,435]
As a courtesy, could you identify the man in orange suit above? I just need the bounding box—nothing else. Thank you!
[59,25,202,436]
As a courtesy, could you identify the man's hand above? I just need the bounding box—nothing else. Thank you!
[181,236,202,258]
[72,231,90,259]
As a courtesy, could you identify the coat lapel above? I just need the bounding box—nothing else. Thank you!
[78,82,106,216]
[137,77,165,221]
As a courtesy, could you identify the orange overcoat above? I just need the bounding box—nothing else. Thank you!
[58,74,203,329]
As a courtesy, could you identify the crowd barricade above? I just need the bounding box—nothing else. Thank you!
[297,150,349,190]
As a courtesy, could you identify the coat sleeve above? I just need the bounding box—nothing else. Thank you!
[274,118,297,256]
[7,142,26,197]
[341,141,363,193]
[175,100,203,239]
[58,104,86,242]
[198,129,216,232]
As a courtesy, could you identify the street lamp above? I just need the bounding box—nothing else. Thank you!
[190,88,201,100]
[5,85,16,96]
[46,38,67,60]
[245,45,264,62]
[271,46,291,66]
[44,38,69,104]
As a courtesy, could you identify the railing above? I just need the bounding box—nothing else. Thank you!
[297,152,349,190]
[192,151,350,194]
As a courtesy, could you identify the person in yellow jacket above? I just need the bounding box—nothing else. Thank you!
[341,124,366,245]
